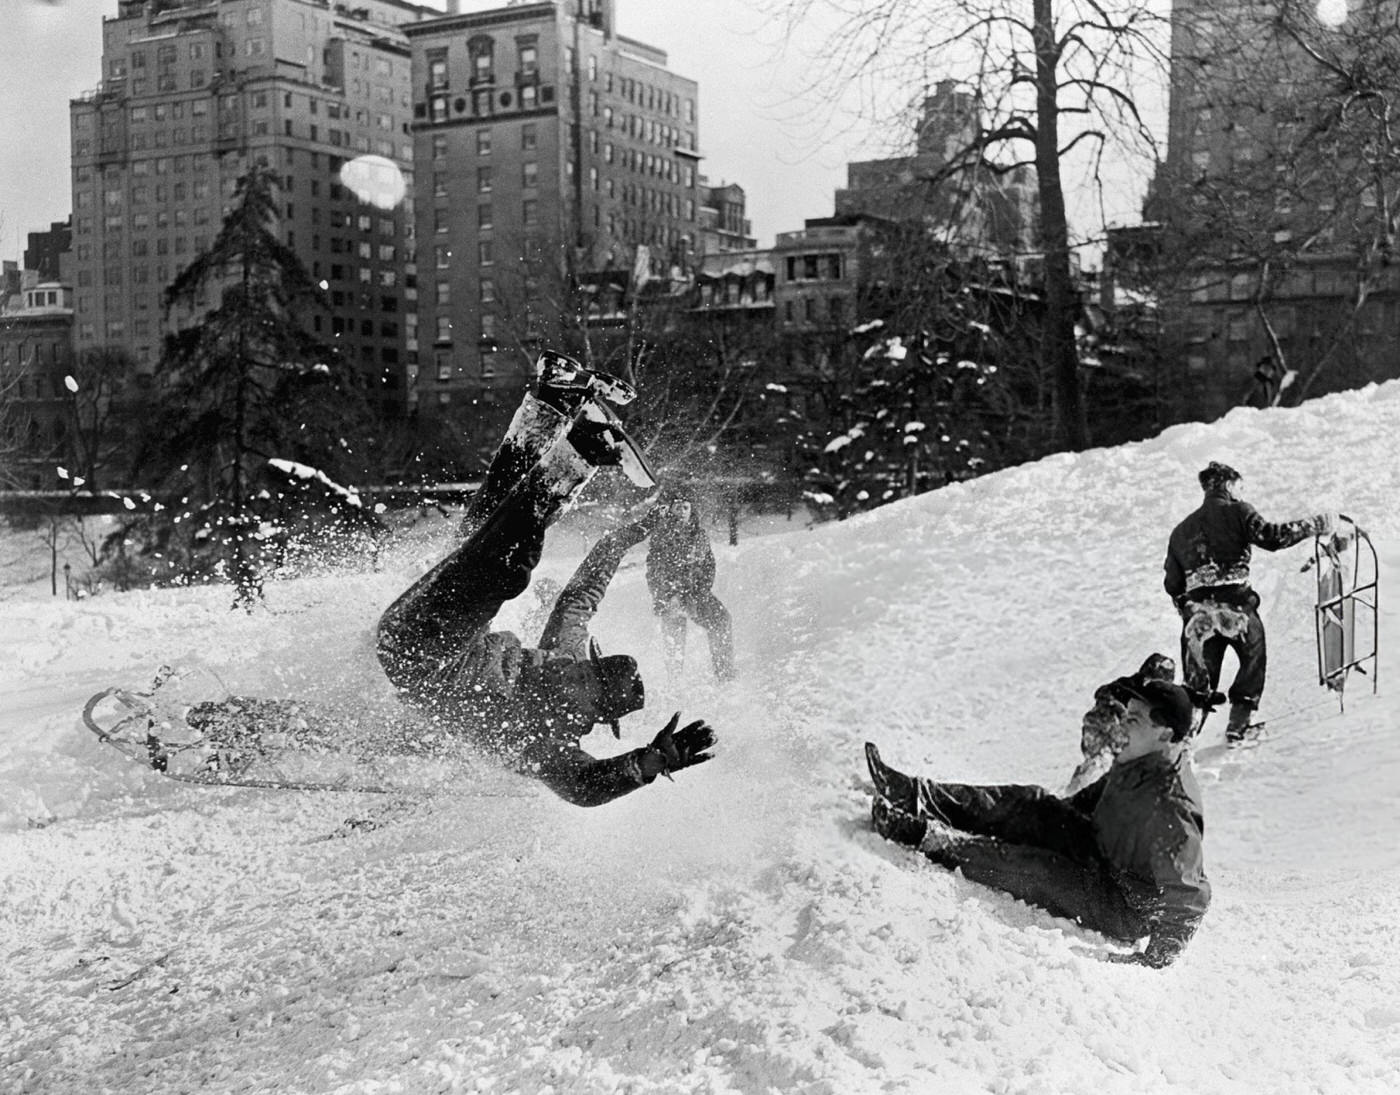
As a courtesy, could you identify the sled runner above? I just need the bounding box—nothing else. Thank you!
[82,666,401,793]
[1312,516,1378,710]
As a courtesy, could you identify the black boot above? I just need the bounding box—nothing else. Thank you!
[535,350,636,414]
[864,742,921,814]
[1225,702,1255,743]
[872,796,928,847]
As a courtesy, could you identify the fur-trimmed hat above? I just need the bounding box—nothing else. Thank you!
[1198,461,1242,491]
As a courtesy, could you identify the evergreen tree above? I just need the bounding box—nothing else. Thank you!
[132,163,372,608]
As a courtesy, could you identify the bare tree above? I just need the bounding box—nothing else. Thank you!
[1151,1,1400,409]
[768,0,1169,451]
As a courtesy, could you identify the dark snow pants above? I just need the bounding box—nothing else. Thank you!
[658,591,735,679]
[903,780,1146,943]
[376,397,579,697]
[1180,598,1267,710]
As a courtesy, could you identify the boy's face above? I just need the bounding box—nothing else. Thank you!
[1081,687,1130,750]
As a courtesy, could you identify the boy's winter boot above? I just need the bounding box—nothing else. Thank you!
[872,796,928,847]
[864,742,921,815]
[535,350,637,412]
[1225,702,1255,743]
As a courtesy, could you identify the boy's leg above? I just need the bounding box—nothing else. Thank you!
[865,743,1092,858]
[377,435,595,690]
[460,393,575,539]
[924,834,1145,942]
[1226,608,1267,710]
[657,607,687,672]
[690,591,735,679]
[917,780,1096,859]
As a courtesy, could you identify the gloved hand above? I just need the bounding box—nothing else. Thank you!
[639,712,716,781]
[1314,513,1339,537]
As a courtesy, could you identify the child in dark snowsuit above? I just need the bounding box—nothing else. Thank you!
[644,487,736,680]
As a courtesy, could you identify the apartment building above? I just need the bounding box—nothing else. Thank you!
[0,270,76,488]
[405,0,702,431]
[1148,1,1400,417]
[834,80,1037,265]
[68,0,435,417]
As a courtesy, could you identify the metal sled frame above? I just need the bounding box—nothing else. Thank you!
[1313,517,1379,710]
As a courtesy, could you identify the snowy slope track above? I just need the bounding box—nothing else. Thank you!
[3,382,1400,1093]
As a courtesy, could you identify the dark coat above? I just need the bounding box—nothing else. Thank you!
[384,525,657,807]
[646,512,715,608]
[1164,489,1322,604]
[1068,751,1211,967]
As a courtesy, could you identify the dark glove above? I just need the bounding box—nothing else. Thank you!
[638,712,716,781]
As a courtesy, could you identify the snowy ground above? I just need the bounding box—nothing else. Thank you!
[2,384,1398,1094]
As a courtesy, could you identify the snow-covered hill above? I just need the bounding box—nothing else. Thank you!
[3,384,1398,1094]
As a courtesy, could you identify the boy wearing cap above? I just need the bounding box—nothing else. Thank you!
[865,678,1209,968]
[376,351,716,806]
[1165,461,1335,740]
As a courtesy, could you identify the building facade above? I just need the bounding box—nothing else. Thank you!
[405,0,702,437]
[834,80,1037,265]
[1,272,76,489]
[697,180,755,255]
[69,0,435,418]
[1146,1,1400,418]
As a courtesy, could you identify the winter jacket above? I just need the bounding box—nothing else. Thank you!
[395,525,661,807]
[646,514,716,608]
[1164,489,1324,605]
[1068,751,1211,967]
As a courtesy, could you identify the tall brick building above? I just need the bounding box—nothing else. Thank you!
[68,0,435,417]
[405,0,702,438]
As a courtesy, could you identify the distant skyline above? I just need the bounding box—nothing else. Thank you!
[2,0,1152,267]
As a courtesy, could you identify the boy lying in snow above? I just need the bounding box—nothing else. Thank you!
[865,677,1209,968]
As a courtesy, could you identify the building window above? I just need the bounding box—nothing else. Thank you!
[477,167,492,193]
[523,162,538,188]
[522,199,537,227]
[428,53,448,91]
[522,123,536,151]
[434,245,450,268]
[469,36,494,82]
[476,129,492,156]
[478,204,493,229]
[519,41,538,75]
[478,240,493,265]
[480,278,495,303]
[432,133,448,161]
[436,280,450,305]
[436,316,453,344]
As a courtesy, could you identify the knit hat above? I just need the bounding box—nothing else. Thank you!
[1198,461,1242,491]
[589,639,645,735]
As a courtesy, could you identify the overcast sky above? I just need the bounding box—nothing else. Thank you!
[1,0,1154,267]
